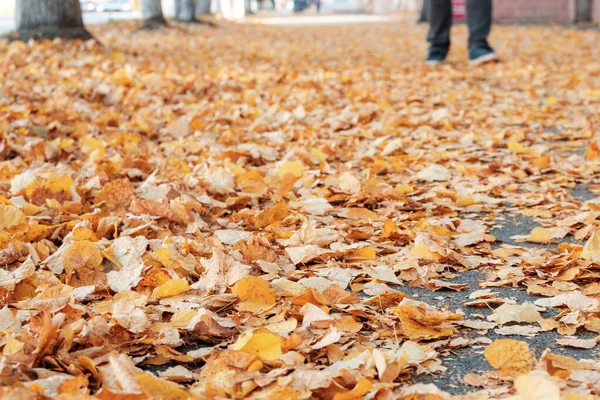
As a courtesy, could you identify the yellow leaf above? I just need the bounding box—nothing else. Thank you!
[333,378,373,400]
[0,204,26,230]
[382,219,399,237]
[586,140,600,161]
[3,333,24,356]
[277,161,304,179]
[231,329,283,361]
[138,268,171,289]
[546,96,559,106]
[153,279,190,299]
[484,339,535,376]
[57,375,88,395]
[442,121,453,131]
[232,276,276,312]
[311,148,328,162]
[345,246,377,261]
[561,393,597,400]
[529,227,552,244]
[155,247,182,270]
[401,395,445,400]
[409,243,441,261]
[72,226,97,241]
[25,174,74,197]
[394,184,414,196]
[61,240,103,274]
[455,194,475,207]
[508,140,526,154]
[135,373,188,400]
[581,231,600,261]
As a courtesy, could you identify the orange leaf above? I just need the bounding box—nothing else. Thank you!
[255,201,289,229]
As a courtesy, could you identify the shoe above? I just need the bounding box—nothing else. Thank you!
[469,46,499,65]
[425,48,447,66]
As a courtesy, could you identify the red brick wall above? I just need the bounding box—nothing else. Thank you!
[493,0,573,23]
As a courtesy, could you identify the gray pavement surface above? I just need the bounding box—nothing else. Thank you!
[405,184,600,394]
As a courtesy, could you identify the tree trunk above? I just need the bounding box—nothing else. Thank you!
[14,0,92,41]
[142,0,167,29]
[175,0,197,22]
[196,0,212,15]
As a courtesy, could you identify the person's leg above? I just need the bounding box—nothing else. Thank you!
[418,0,429,23]
[426,0,452,64]
[427,0,452,53]
[466,0,498,63]
[466,0,492,50]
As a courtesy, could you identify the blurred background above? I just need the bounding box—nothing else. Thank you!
[1,0,600,32]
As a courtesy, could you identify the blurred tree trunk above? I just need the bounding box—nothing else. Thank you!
[142,0,167,29]
[175,0,197,22]
[196,0,212,15]
[14,0,92,41]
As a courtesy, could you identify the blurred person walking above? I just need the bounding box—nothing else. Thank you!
[426,0,498,65]
[417,0,428,23]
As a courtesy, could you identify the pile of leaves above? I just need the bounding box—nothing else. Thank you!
[1,20,600,399]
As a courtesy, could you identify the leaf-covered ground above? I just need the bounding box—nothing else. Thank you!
[1,19,600,399]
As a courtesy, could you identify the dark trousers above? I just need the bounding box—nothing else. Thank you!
[427,0,492,51]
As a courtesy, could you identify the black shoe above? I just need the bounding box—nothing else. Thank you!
[425,48,447,66]
[469,46,499,65]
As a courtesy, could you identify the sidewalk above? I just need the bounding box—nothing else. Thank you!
[247,12,413,26]
[0,12,143,34]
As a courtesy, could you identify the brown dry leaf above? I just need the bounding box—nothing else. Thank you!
[94,180,134,210]
[395,302,462,341]
[61,240,103,274]
[484,339,535,376]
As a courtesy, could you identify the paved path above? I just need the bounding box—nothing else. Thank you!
[0,12,413,35]
[0,11,142,35]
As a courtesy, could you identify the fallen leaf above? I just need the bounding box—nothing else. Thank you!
[514,370,560,400]
[61,240,103,275]
[0,204,26,230]
[484,339,535,376]
[230,329,283,360]
[153,279,190,299]
[232,276,276,312]
[529,227,552,244]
